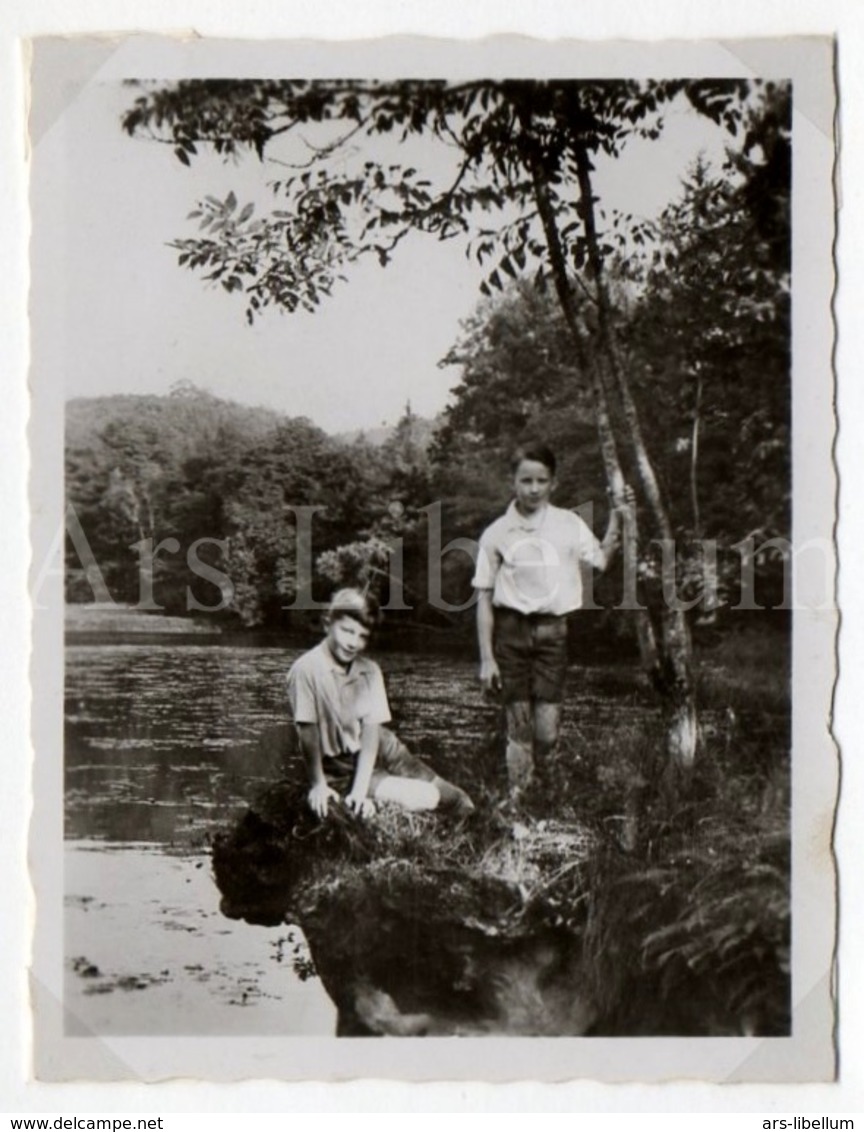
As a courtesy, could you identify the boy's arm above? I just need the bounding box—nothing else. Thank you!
[345,721,379,818]
[597,509,621,570]
[476,588,502,694]
[595,486,635,570]
[295,723,338,819]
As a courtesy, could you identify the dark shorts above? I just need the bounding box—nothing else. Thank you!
[494,607,568,704]
[324,727,438,794]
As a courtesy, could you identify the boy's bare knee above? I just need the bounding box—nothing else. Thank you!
[373,775,441,811]
[533,701,562,755]
[505,700,533,746]
[506,739,534,791]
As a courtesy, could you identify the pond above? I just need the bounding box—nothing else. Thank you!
[63,636,508,1036]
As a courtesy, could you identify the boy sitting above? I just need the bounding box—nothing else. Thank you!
[287,588,474,820]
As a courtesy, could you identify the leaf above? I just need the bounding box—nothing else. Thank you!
[175,147,190,166]
[238,203,255,224]
[226,191,237,213]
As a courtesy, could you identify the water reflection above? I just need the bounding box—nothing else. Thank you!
[64,642,305,842]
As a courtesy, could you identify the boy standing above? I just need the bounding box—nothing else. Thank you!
[287,588,474,819]
[472,443,627,791]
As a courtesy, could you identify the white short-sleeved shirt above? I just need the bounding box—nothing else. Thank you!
[472,501,605,616]
[286,641,391,757]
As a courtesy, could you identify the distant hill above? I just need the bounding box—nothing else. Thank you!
[65,388,290,453]
[66,388,440,452]
[338,413,441,450]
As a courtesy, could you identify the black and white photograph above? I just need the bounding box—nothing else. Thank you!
[26,34,836,1083]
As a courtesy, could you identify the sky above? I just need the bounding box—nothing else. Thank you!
[37,78,731,435]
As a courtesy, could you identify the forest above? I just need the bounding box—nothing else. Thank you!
[66,113,790,641]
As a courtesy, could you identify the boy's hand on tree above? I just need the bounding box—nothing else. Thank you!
[345,791,376,819]
[307,781,339,819]
[480,659,502,696]
[608,484,636,512]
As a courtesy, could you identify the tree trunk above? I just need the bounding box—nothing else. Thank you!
[571,142,697,772]
[690,365,703,537]
[525,146,668,715]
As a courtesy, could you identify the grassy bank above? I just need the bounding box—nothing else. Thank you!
[65,602,218,635]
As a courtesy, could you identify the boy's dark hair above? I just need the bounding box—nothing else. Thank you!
[324,587,381,631]
[510,442,557,476]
